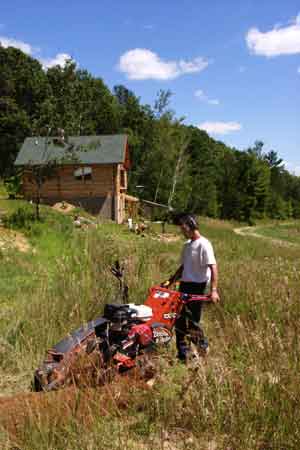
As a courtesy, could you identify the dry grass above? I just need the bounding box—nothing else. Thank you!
[0,205,300,449]
[0,226,31,252]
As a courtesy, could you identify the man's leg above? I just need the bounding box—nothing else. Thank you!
[175,307,188,361]
[182,282,208,354]
[186,302,208,352]
[176,282,207,361]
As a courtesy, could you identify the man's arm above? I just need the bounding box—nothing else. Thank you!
[209,264,220,303]
[170,265,183,284]
[162,265,183,287]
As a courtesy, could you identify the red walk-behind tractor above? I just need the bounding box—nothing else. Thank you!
[34,262,211,392]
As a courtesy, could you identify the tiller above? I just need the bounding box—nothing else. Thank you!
[34,263,211,391]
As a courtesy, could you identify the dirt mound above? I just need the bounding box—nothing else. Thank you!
[0,227,31,253]
[52,201,76,214]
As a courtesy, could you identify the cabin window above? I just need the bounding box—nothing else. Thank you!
[74,167,92,181]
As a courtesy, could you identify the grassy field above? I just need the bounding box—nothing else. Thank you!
[254,222,300,245]
[0,195,300,449]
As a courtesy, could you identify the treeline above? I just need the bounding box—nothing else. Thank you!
[1,45,300,222]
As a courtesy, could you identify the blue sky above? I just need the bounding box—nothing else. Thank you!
[1,0,300,173]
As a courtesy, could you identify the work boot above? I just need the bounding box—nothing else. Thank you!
[177,342,190,363]
[197,336,209,356]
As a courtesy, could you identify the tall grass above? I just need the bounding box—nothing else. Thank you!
[1,206,300,449]
[254,222,300,245]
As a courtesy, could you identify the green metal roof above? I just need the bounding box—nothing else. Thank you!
[15,134,128,166]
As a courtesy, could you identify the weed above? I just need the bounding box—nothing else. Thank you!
[0,202,300,449]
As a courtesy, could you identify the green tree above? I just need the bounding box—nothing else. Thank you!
[22,129,85,220]
[0,45,49,117]
[46,62,121,136]
[234,151,270,222]
[185,127,222,217]
[114,85,157,197]
[0,45,48,175]
[0,98,31,175]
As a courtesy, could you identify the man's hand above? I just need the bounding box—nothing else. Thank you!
[160,279,171,288]
[211,288,220,304]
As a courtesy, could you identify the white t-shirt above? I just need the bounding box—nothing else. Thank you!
[181,236,216,283]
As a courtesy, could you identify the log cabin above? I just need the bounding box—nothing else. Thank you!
[14,134,136,223]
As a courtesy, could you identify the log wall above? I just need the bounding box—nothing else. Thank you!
[21,164,127,221]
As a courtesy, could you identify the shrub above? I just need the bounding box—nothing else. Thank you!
[2,205,36,230]
[3,175,22,199]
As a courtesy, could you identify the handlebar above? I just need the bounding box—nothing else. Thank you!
[180,293,211,303]
[153,285,212,303]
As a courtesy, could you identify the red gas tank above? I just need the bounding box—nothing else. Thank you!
[144,286,182,329]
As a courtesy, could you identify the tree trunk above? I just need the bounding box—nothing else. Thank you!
[35,193,40,221]
[168,147,184,209]
[168,132,190,209]
[154,168,163,203]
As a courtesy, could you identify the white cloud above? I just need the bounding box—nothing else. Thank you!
[178,58,208,74]
[0,35,33,54]
[195,89,204,99]
[118,48,209,80]
[194,89,219,105]
[0,35,72,69]
[198,121,242,135]
[208,99,220,105]
[40,53,72,69]
[246,13,300,57]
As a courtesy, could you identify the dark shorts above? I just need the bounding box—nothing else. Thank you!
[179,281,207,295]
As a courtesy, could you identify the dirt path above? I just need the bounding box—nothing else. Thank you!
[233,224,299,248]
[0,226,31,252]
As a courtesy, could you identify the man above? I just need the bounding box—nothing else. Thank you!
[164,214,219,362]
